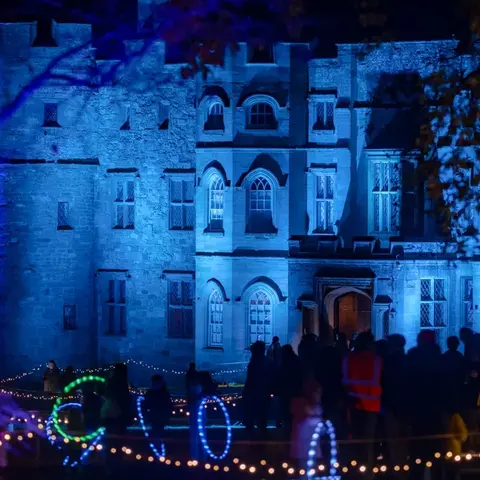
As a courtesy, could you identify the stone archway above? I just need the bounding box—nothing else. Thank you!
[324,286,372,341]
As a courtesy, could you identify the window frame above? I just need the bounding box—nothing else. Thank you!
[113,179,135,230]
[247,102,276,130]
[308,94,336,134]
[43,102,60,128]
[207,289,224,347]
[167,274,195,339]
[313,101,335,131]
[105,279,127,336]
[307,166,337,235]
[315,173,335,234]
[245,170,278,235]
[419,277,448,331]
[57,201,72,230]
[247,289,274,347]
[461,276,474,328]
[207,174,225,232]
[63,304,77,331]
[168,174,195,231]
[367,153,401,236]
[205,102,225,131]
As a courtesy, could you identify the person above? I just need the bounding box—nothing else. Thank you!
[59,366,76,392]
[460,327,477,362]
[185,362,203,459]
[277,344,303,439]
[43,360,60,393]
[290,378,323,465]
[267,336,282,369]
[82,382,103,432]
[406,330,446,476]
[342,331,382,473]
[382,334,409,467]
[443,336,467,413]
[144,375,172,440]
[101,363,132,434]
[243,341,274,437]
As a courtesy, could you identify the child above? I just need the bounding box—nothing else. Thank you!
[144,375,172,440]
[290,378,323,465]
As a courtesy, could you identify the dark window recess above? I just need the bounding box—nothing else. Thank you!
[43,103,60,127]
[165,42,188,64]
[313,102,335,130]
[106,279,127,336]
[120,107,130,130]
[32,19,57,47]
[159,104,169,130]
[63,305,77,330]
[205,103,224,131]
[57,202,72,230]
[248,44,274,63]
[168,279,194,338]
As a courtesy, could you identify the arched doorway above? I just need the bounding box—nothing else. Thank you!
[324,287,372,341]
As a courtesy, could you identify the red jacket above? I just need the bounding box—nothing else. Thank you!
[342,351,383,413]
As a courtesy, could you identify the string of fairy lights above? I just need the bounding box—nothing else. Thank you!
[3,373,480,476]
[0,359,247,386]
[1,427,479,476]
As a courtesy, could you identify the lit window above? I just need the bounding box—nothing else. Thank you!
[248,176,274,233]
[205,103,224,131]
[248,103,275,129]
[208,175,224,231]
[43,103,60,127]
[63,305,77,330]
[168,279,194,338]
[371,160,400,233]
[169,178,194,230]
[315,174,334,233]
[313,102,334,130]
[420,278,447,328]
[106,280,127,335]
[462,277,474,327]
[248,290,273,346]
[208,290,223,347]
[57,201,71,230]
[114,180,135,229]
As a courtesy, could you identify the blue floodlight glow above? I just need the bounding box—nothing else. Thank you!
[197,395,232,460]
[136,395,166,458]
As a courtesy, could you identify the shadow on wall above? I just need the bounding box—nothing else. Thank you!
[338,72,424,241]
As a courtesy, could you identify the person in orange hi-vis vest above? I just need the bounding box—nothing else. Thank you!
[342,331,382,476]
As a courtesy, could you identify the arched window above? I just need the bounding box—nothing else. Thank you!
[208,175,225,231]
[248,176,273,233]
[248,290,272,345]
[205,102,224,131]
[208,289,224,347]
[248,102,275,129]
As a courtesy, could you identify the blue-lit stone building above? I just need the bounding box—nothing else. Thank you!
[0,11,479,375]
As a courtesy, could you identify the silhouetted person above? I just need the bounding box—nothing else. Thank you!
[277,344,303,439]
[243,341,274,436]
[460,327,477,362]
[407,331,446,476]
[335,332,349,359]
[101,363,131,434]
[185,362,202,459]
[144,375,172,440]
[267,336,282,369]
[60,366,76,392]
[82,382,103,432]
[443,336,467,413]
[383,334,408,467]
[43,360,60,393]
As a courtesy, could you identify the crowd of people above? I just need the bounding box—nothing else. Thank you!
[243,327,480,470]
[39,326,480,474]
